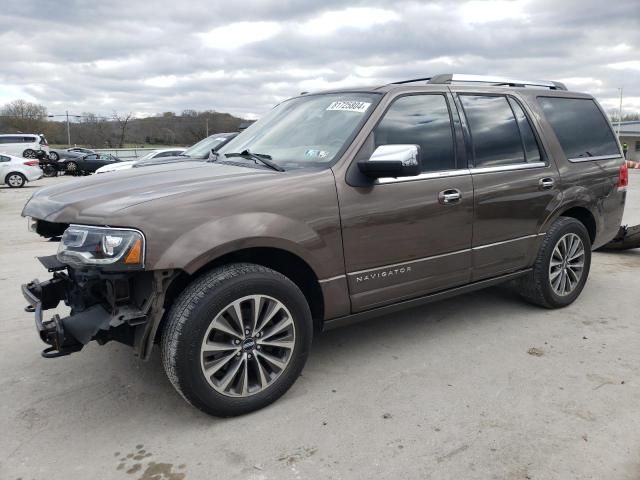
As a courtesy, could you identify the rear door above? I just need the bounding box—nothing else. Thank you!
[452,91,561,281]
[337,92,474,311]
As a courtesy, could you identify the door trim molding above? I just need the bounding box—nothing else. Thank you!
[344,232,546,278]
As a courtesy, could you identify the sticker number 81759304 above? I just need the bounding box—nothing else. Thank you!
[326,101,371,113]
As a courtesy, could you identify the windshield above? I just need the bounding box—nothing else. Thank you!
[218,93,380,169]
[137,150,159,161]
[183,135,232,159]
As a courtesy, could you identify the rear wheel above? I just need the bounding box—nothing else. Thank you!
[518,217,591,308]
[5,172,26,188]
[161,263,313,417]
[22,149,36,159]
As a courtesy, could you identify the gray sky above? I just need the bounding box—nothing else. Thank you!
[1,0,638,119]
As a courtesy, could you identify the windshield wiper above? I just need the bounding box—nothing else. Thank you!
[223,150,284,172]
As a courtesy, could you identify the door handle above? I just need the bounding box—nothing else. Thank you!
[438,189,462,205]
[539,177,555,190]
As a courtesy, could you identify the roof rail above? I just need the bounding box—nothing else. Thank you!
[392,73,567,91]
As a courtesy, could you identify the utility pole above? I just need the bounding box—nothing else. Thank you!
[617,88,623,136]
[66,110,71,146]
[206,117,209,137]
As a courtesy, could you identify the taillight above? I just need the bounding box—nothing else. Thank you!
[618,162,629,190]
[23,160,39,167]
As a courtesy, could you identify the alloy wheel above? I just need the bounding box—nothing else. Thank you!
[7,174,24,187]
[200,294,296,397]
[549,233,585,296]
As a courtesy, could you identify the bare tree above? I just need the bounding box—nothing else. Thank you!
[112,111,134,147]
[0,99,47,133]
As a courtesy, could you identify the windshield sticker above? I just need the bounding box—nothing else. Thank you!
[305,149,328,159]
[326,101,371,113]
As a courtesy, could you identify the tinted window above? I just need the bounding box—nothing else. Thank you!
[0,155,10,162]
[374,94,455,172]
[508,98,541,163]
[460,95,524,167]
[23,136,36,143]
[538,97,619,159]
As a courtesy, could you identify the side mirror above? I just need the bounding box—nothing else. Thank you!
[358,144,421,178]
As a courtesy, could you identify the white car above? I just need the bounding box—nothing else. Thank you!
[95,148,186,173]
[0,153,43,187]
[0,133,49,158]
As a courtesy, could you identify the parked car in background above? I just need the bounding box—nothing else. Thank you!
[48,147,95,161]
[0,134,49,158]
[0,153,42,187]
[95,148,186,174]
[132,133,238,168]
[58,152,121,175]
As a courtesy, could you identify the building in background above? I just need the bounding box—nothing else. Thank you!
[617,121,640,161]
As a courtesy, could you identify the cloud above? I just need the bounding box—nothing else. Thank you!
[0,0,638,119]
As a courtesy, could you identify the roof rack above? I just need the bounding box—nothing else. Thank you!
[392,73,567,91]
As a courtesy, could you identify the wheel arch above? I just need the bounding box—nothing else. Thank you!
[163,246,325,333]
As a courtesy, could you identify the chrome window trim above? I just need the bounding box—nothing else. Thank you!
[568,154,622,163]
[470,162,546,174]
[376,168,471,184]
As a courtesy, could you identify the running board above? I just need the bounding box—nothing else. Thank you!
[323,269,531,331]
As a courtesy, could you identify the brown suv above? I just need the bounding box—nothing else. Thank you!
[21,74,627,416]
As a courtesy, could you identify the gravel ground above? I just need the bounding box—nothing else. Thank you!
[1,173,639,480]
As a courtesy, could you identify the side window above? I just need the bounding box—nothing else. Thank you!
[23,136,35,143]
[508,98,541,163]
[374,94,455,172]
[538,97,619,160]
[0,137,7,144]
[0,155,10,162]
[460,95,524,167]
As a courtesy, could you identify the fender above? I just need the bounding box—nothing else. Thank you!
[154,212,334,278]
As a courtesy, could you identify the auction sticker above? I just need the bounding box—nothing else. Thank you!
[326,101,371,113]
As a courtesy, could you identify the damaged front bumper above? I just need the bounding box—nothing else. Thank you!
[21,255,174,360]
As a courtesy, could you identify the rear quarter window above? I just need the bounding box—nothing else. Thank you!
[538,97,620,160]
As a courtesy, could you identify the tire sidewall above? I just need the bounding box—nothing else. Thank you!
[171,270,312,416]
[539,219,591,307]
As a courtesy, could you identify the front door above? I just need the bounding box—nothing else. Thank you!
[336,92,474,312]
[453,91,562,281]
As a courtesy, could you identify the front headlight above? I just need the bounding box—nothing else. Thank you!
[57,224,145,268]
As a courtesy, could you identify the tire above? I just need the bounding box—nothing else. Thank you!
[518,217,591,308]
[5,172,26,188]
[161,263,313,417]
[66,161,78,174]
[22,149,36,159]
[42,164,57,177]
[49,152,59,161]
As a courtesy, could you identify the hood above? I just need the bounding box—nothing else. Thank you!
[134,155,196,167]
[22,161,277,223]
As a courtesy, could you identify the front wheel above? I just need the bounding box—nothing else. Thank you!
[49,152,60,161]
[66,161,79,174]
[161,263,313,417]
[518,217,591,308]
[42,164,57,177]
